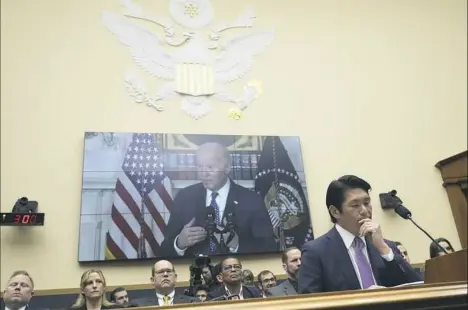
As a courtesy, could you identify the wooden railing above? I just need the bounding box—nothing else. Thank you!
[134,282,467,310]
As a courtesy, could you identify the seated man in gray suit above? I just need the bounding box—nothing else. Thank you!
[266,247,301,296]
[133,260,195,306]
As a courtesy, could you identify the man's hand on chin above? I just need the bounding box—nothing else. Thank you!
[358,219,391,255]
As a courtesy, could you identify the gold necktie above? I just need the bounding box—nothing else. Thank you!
[163,295,171,305]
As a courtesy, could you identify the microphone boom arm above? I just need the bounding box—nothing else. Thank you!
[408,217,448,255]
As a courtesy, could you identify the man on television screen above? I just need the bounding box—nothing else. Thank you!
[161,142,276,257]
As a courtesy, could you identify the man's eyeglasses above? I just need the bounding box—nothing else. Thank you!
[222,264,242,271]
[154,269,175,276]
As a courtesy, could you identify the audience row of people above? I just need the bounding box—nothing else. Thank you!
[2,236,454,310]
[2,175,457,309]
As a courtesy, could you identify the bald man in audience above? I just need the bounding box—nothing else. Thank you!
[132,260,195,306]
[266,247,301,297]
[1,270,46,310]
[161,142,276,257]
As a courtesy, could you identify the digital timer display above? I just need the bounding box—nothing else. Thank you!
[0,213,45,226]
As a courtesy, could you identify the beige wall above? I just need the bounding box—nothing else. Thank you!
[1,0,466,291]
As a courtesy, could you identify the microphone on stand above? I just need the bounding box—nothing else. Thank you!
[225,212,236,245]
[394,204,448,255]
[205,206,216,234]
[205,206,217,245]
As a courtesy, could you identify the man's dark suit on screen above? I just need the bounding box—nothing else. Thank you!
[161,181,277,257]
[298,226,423,294]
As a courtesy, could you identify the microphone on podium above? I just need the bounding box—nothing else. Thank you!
[393,201,448,255]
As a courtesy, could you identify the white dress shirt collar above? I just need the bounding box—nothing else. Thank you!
[206,178,231,201]
[335,224,366,249]
[225,284,244,300]
[156,290,175,305]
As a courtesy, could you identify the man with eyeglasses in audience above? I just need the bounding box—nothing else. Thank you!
[132,260,195,306]
[1,270,46,310]
[207,257,262,300]
[256,270,276,298]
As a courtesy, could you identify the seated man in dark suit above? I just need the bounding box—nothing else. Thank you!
[1,270,47,310]
[266,247,301,297]
[132,260,195,306]
[208,257,262,300]
[161,142,276,257]
[298,175,423,294]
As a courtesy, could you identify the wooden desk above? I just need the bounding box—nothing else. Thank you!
[134,282,467,310]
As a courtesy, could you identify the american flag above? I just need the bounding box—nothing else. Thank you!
[304,226,313,243]
[268,208,281,229]
[105,133,173,260]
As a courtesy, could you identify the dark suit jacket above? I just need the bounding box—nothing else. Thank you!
[0,304,48,310]
[207,285,262,300]
[298,226,423,294]
[132,294,195,306]
[160,181,277,257]
[266,279,298,297]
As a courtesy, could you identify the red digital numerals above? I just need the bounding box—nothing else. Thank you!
[14,214,36,224]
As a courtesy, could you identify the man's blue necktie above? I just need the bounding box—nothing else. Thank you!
[209,192,220,252]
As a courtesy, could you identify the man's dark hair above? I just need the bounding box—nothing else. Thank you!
[257,270,275,284]
[220,257,241,267]
[325,175,372,223]
[110,287,126,302]
[430,237,455,258]
[195,284,210,293]
[203,263,213,275]
[281,247,299,264]
[212,263,222,284]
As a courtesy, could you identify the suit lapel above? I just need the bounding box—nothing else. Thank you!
[193,185,208,226]
[282,280,296,295]
[222,182,237,223]
[328,227,361,290]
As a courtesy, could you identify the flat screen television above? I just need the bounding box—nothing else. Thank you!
[78,132,313,262]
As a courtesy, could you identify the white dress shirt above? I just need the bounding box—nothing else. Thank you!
[225,284,244,300]
[335,224,394,288]
[156,290,175,306]
[5,306,26,310]
[174,179,238,255]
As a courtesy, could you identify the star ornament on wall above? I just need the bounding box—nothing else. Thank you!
[102,0,275,119]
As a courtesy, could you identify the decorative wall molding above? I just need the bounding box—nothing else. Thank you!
[102,0,274,119]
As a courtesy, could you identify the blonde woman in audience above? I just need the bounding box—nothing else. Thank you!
[70,269,118,310]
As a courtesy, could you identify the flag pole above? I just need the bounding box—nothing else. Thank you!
[272,137,286,251]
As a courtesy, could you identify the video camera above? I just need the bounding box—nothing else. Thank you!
[379,190,403,210]
[185,254,211,297]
